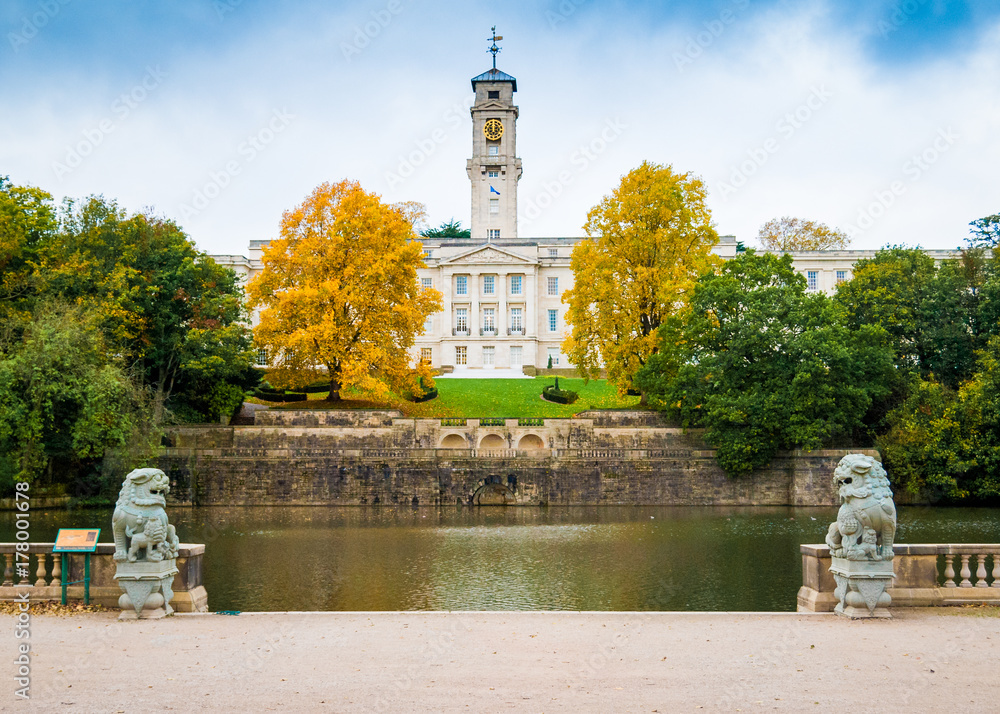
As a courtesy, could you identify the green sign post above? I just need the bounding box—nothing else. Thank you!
[53,528,100,605]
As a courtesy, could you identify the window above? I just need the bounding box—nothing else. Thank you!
[510,275,522,295]
[510,345,523,367]
[255,348,268,367]
[456,275,467,295]
[487,143,499,156]
[547,348,560,366]
[807,271,818,291]
[483,308,495,332]
[423,249,431,258]
[547,276,559,296]
[489,198,499,214]
[488,90,499,99]
[510,307,523,332]
[420,348,432,365]
[487,229,500,240]
[836,270,847,284]
[421,277,432,289]
[456,308,468,332]
[548,309,558,332]
[487,169,499,178]
[423,315,433,332]
[455,346,467,365]
[483,346,495,366]
[548,248,558,257]
[483,275,495,295]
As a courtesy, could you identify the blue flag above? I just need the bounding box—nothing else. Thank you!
[490,185,501,195]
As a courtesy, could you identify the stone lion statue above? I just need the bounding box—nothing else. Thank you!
[825,454,896,561]
[113,468,179,562]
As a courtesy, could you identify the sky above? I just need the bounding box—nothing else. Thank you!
[2,0,999,256]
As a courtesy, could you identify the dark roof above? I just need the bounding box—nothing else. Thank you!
[471,68,517,92]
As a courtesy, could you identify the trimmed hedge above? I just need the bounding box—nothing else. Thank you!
[407,387,438,403]
[254,390,307,402]
[541,385,578,405]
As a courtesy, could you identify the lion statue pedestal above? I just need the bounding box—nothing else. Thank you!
[112,468,181,620]
[825,454,897,619]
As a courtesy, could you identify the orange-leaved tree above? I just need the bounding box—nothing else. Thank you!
[247,180,442,401]
[757,216,850,251]
[562,161,719,393]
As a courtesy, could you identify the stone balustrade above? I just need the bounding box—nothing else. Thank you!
[0,543,208,612]
[798,543,1000,612]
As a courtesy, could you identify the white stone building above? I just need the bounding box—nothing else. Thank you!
[210,59,962,374]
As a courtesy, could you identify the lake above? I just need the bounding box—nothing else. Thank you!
[3,505,999,612]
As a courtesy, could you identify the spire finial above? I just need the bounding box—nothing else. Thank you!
[488,26,502,70]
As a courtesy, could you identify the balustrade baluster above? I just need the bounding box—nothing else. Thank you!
[944,554,957,587]
[976,554,989,588]
[992,553,1000,589]
[51,554,61,588]
[1,554,11,586]
[36,552,48,586]
[959,554,973,587]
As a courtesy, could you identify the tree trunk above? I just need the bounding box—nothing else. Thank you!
[327,370,342,402]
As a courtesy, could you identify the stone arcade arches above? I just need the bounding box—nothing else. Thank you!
[517,434,545,450]
[440,433,468,448]
[478,433,506,449]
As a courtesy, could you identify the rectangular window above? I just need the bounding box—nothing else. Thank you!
[423,315,433,332]
[255,348,268,367]
[487,143,499,156]
[547,276,559,296]
[489,198,499,214]
[483,308,495,332]
[807,271,818,291]
[483,275,495,295]
[456,308,468,333]
[488,90,499,99]
[510,307,523,332]
[510,274,522,295]
[483,346,495,366]
[487,229,500,240]
[420,348,432,365]
[547,347,560,366]
[510,345,523,367]
[548,309,558,332]
[423,249,431,258]
[487,169,499,178]
[455,346,467,365]
[456,275,467,295]
[836,270,847,284]
[421,277,432,289]
[548,248,558,257]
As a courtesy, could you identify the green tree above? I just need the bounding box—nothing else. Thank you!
[636,252,895,476]
[421,219,471,238]
[45,196,257,422]
[968,213,1000,248]
[0,303,155,494]
[0,177,57,327]
[248,180,442,401]
[563,161,719,393]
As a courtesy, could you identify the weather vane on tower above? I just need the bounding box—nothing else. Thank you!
[488,26,502,69]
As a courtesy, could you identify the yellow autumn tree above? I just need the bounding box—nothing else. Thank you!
[247,180,441,401]
[563,161,719,392]
[757,216,850,251]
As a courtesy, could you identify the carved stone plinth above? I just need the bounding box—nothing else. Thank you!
[114,559,178,620]
[830,557,894,619]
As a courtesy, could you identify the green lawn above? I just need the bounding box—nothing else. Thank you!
[257,377,642,418]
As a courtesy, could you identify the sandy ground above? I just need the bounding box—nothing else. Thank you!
[2,609,999,713]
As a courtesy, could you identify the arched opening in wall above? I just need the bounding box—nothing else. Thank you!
[518,434,545,450]
[473,482,517,505]
[440,433,468,448]
[479,433,505,449]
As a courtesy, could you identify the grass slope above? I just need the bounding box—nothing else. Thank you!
[257,378,641,418]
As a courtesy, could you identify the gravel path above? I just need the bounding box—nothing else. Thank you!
[3,609,998,713]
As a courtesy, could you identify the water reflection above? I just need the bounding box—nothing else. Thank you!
[2,505,997,612]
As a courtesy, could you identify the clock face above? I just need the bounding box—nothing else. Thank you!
[483,119,504,141]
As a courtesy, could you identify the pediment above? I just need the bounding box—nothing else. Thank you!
[443,244,536,266]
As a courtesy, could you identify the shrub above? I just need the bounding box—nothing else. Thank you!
[542,385,578,404]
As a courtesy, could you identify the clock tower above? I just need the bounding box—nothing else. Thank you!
[467,28,522,241]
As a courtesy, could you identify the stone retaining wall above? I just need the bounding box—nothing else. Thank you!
[158,410,884,507]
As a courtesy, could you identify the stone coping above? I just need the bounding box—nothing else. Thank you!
[0,542,204,556]
[802,543,999,556]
